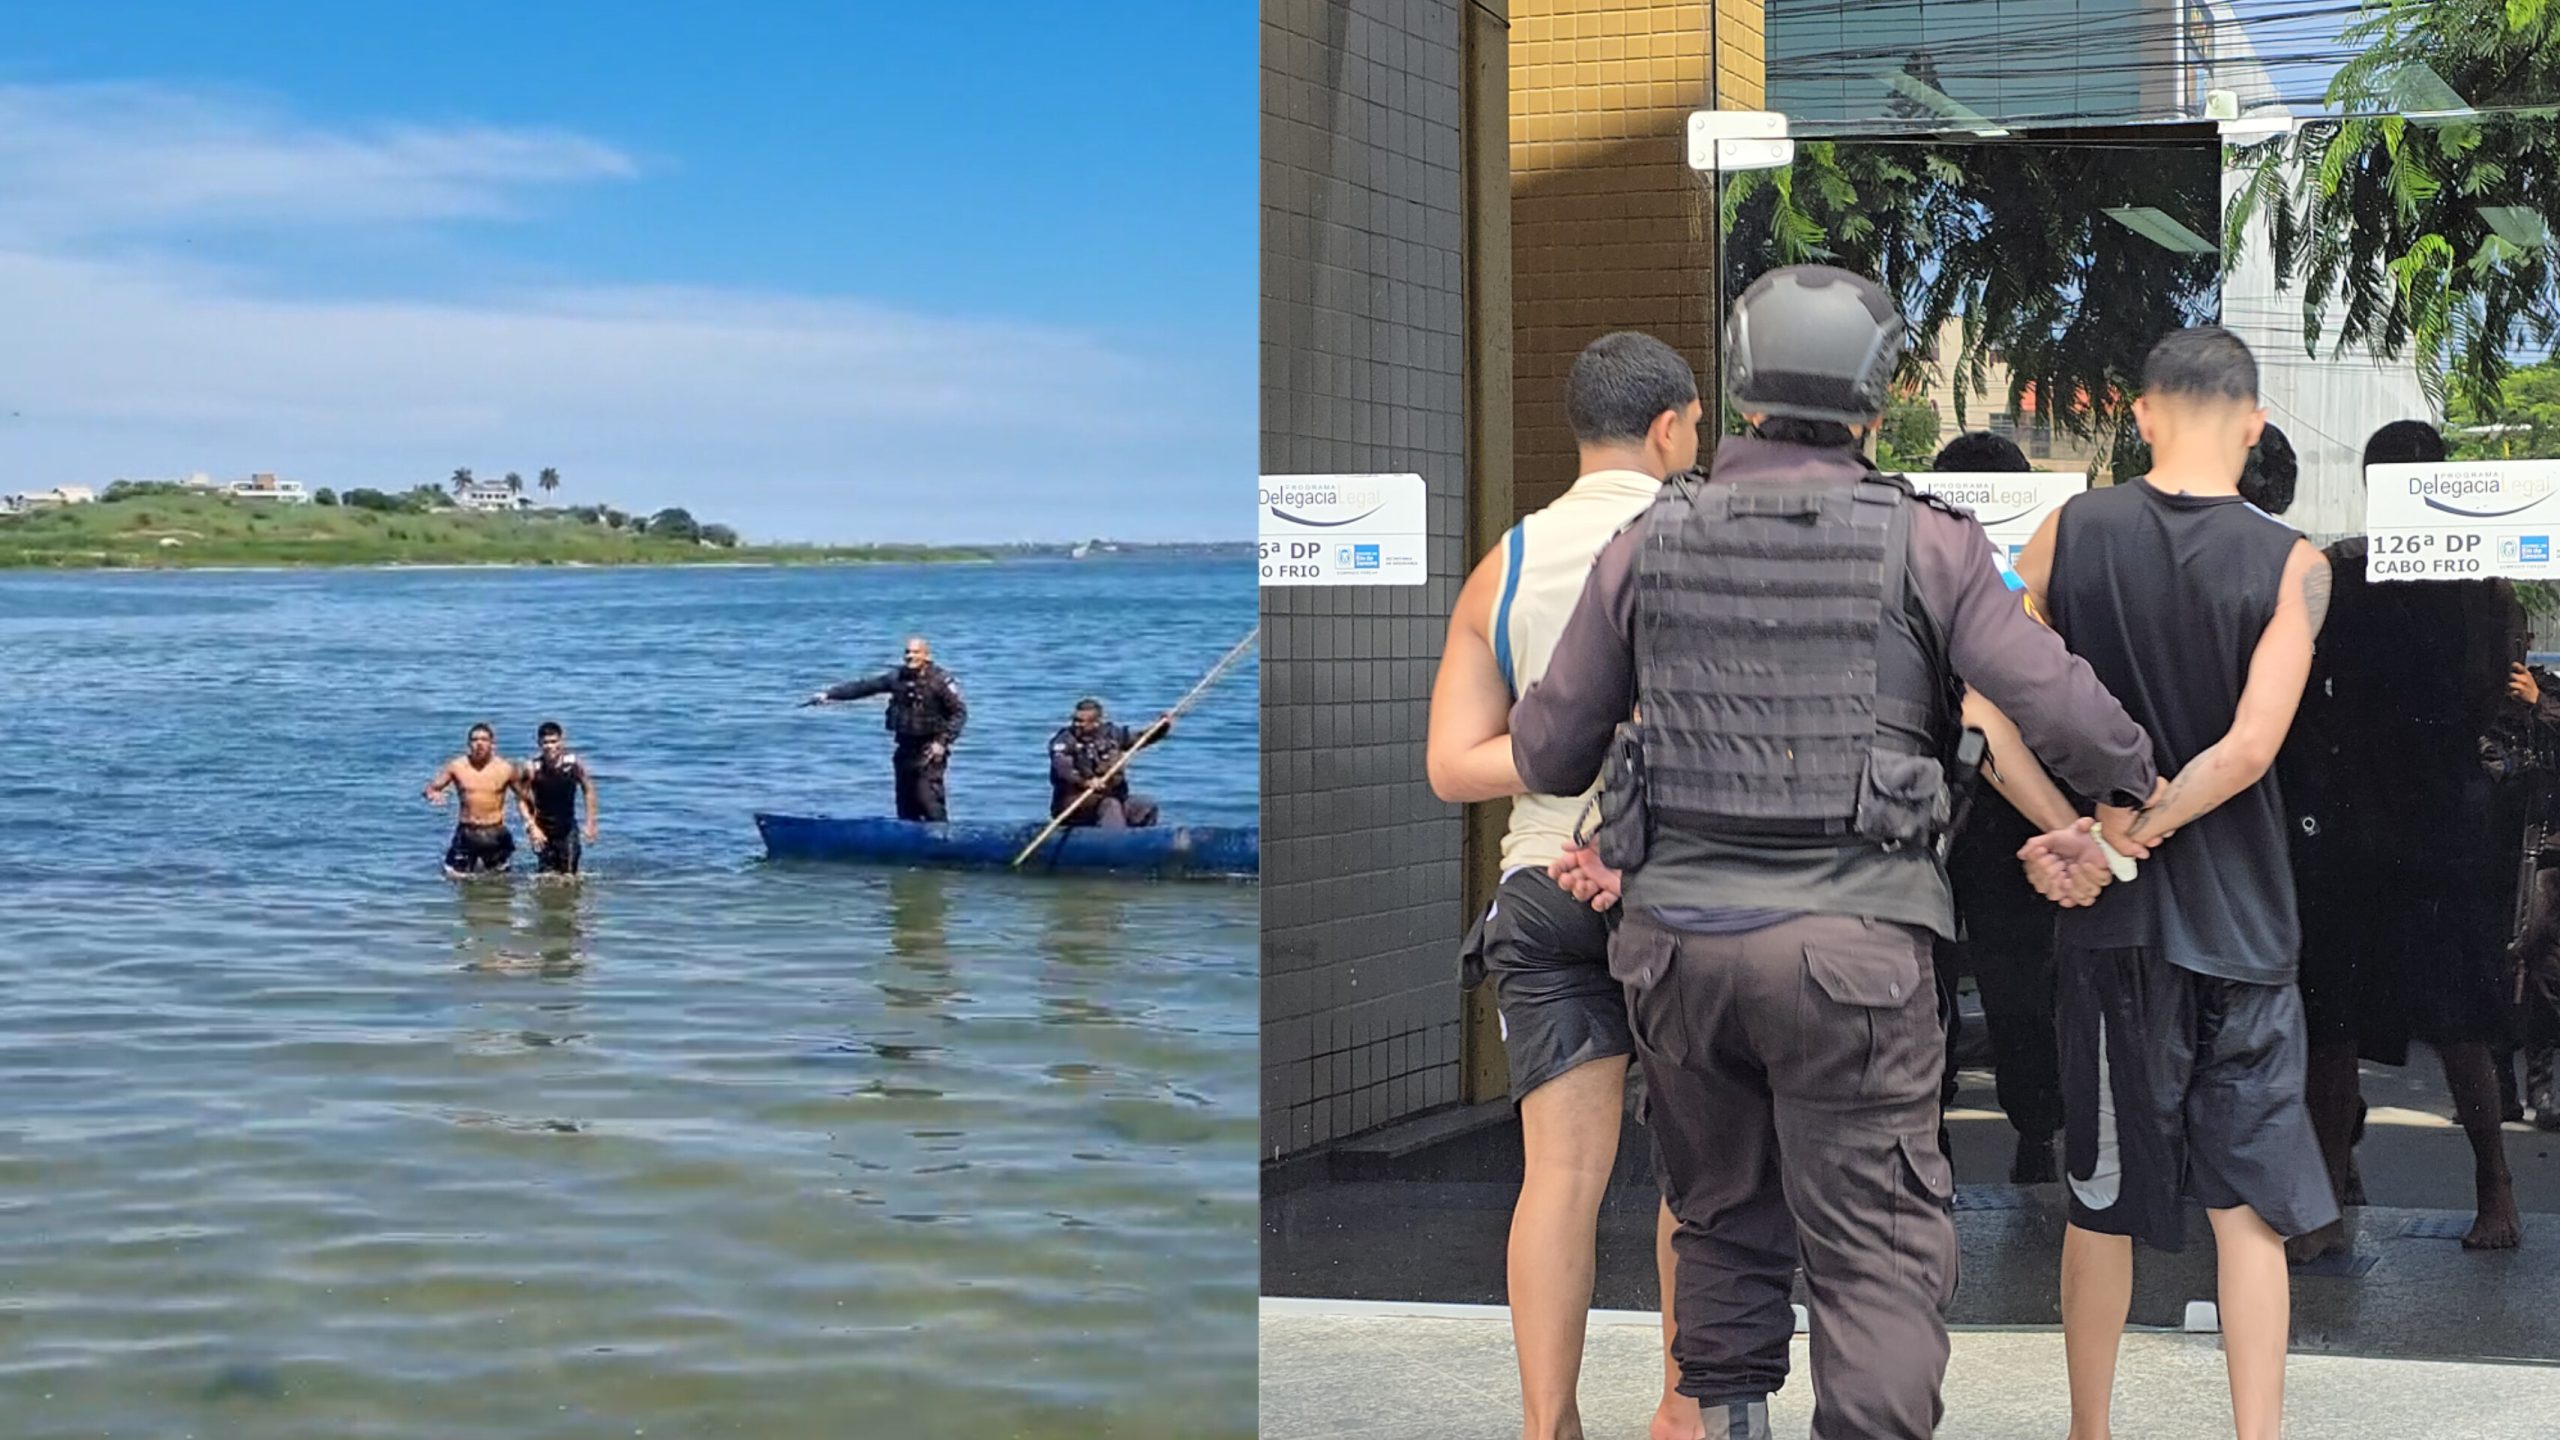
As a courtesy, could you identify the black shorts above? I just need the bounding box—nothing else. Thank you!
[1458,867,1627,1102]
[445,822,515,874]
[534,828,581,875]
[2058,945,2336,1250]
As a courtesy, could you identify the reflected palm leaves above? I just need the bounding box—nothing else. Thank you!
[1723,136,2222,472]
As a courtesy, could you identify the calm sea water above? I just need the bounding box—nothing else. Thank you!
[0,560,1258,1439]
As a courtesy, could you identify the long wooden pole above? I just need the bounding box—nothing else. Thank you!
[1010,624,1259,868]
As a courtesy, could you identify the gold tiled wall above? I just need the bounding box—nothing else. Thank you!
[1508,0,1764,515]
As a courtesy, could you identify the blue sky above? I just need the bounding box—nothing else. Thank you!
[0,2,1251,543]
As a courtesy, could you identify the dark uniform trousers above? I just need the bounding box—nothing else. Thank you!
[1616,911,1958,1440]
[893,739,949,823]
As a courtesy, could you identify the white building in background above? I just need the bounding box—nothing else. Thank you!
[2,485,98,512]
[227,472,310,503]
[2199,0,2435,545]
[453,479,531,512]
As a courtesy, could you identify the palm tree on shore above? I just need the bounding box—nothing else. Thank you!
[450,467,474,497]
[538,467,561,499]
[504,471,524,498]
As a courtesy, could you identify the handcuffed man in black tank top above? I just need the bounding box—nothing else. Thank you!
[2008,327,2333,1440]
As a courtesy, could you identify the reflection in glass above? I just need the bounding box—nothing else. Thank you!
[1722,135,2221,476]
[1768,0,2560,134]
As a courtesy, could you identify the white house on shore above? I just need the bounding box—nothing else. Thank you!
[0,485,97,514]
[227,472,310,504]
[454,479,532,512]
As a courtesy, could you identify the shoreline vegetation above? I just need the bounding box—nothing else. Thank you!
[0,484,1247,571]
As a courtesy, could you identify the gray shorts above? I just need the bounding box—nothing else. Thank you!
[1459,868,1630,1101]
[2059,945,2337,1250]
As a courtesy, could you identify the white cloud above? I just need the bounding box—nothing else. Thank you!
[0,84,1241,542]
[0,82,638,240]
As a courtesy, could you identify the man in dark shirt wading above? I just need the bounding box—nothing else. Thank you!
[809,635,968,822]
[1509,266,2159,1440]
[518,721,599,877]
[2011,326,2333,1440]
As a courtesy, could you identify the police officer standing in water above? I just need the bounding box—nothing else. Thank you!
[1506,266,2159,1439]
[807,635,968,822]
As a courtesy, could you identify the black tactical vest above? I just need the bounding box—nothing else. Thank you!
[886,665,957,739]
[1630,466,1958,850]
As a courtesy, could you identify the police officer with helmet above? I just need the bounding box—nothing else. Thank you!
[807,634,968,821]
[1508,266,2160,1438]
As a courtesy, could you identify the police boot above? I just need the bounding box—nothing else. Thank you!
[1699,1397,1773,1440]
[2531,1048,2560,1132]
[2011,1129,2060,1185]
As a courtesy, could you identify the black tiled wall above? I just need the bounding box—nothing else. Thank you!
[1261,0,1471,1160]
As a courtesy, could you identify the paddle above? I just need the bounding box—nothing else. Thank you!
[1010,624,1260,869]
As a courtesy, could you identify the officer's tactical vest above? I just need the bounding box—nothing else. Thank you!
[1631,467,1958,850]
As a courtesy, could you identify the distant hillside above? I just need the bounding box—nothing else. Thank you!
[988,540,1255,561]
[0,489,992,570]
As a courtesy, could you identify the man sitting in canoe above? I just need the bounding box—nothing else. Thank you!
[1049,698,1173,828]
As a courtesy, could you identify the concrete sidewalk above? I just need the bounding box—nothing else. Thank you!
[1260,1301,2560,1439]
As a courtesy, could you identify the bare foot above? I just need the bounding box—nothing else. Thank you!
[1650,1393,1707,1440]
[2286,1220,2350,1265]
[2466,1176,2524,1250]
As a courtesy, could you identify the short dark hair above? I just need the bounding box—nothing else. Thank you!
[1752,417,1860,449]
[1567,331,1700,445]
[2242,421,2298,515]
[2363,419,2447,468]
[468,722,494,740]
[537,721,564,741]
[1073,697,1101,714]
[2141,325,2258,404]
[1930,431,2032,473]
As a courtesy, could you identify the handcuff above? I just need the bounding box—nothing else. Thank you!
[2092,831,2139,883]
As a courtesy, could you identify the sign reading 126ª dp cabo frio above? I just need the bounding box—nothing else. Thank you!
[1258,473,1428,586]
[2365,459,2560,583]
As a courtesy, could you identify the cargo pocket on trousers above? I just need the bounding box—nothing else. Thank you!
[1611,921,1683,1067]
[1897,1129,1960,1310]
[1803,924,1928,1099]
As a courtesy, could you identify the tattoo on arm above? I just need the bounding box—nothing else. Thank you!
[2300,559,2333,638]
[2125,756,2211,840]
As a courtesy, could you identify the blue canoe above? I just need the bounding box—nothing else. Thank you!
[752,813,1258,880]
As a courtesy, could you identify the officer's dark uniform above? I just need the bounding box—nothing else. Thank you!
[1048,715,1171,827]
[1507,267,2159,1440]
[823,661,967,821]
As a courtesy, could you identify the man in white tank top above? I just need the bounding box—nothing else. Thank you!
[1428,331,1700,1440]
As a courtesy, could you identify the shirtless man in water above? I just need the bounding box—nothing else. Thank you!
[424,722,523,876]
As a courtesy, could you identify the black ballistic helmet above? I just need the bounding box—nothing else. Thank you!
[1725,265,1905,424]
